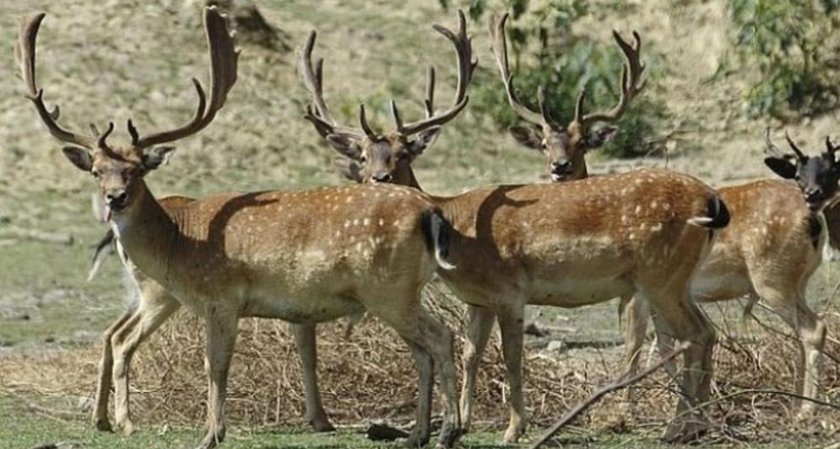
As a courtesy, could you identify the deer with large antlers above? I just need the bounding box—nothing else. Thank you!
[19,8,465,449]
[301,12,730,443]
[492,13,839,416]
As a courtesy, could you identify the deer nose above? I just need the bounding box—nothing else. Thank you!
[552,161,572,174]
[105,190,128,208]
[805,186,824,202]
[371,172,393,183]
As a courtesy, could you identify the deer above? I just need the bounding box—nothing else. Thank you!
[301,13,731,443]
[82,11,475,440]
[490,12,838,417]
[18,8,465,449]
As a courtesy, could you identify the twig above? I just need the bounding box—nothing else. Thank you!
[528,342,690,449]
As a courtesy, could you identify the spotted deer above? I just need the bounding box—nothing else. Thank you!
[492,12,838,417]
[301,13,730,443]
[18,9,464,449]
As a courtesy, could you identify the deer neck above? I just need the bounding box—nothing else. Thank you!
[108,180,181,283]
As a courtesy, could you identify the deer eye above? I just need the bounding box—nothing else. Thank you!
[91,169,101,179]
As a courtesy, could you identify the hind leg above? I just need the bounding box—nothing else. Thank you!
[291,323,335,432]
[459,304,495,433]
[366,295,461,449]
[754,282,826,416]
[642,285,715,443]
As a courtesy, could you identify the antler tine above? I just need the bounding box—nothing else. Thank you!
[490,12,545,126]
[359,104,379,140]
[17,13,96,149]
[764,127,787,158]
[133,7,239,149]
[579,30,647,127]
[424,66,435,117]
[785,130,806,160]
[395,9,474,136]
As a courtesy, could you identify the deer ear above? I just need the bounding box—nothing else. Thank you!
[142,146,176,170]
[587,126,619,149]
[408,126,441,156]
[62,146,93,172]
[326,134,363,160]
[508,125,543,150]
[333,157,363,182]
[764,156,797,179]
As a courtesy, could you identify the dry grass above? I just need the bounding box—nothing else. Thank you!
[4,286,840,444]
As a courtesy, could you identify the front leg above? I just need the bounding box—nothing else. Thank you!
[198,306,239,449]
[497,304,527,444]
[291,323,335,432]
[92,310,133,432]
[459,304,495,433]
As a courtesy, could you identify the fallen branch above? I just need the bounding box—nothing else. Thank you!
[528,342,690,449]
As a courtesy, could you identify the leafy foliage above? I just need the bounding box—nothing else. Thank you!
[727,0,840,118]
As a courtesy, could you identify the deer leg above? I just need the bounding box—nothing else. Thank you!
[291,323,335,432]
[497,304,527,444]
[198,306,239,449]
[757,286,826,417]
[403,339,434,448]
[644,288,715,444]
[111,291,180,436]
[92,310,132,432]
[459,304,495,433]
[365,293,461,449]
[621,295,650,379]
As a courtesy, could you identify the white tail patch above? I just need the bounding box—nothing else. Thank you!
[686,216,713,227]
[430,213,456,270]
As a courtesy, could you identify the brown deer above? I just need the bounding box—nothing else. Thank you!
[18,8,464,449]
[491,12,837,417]
[301,14,730,443]
[83,10,475,439]
[88,202,339,436]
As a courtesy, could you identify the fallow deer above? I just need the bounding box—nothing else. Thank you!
[301,14,730,443]
[18,8,463,449]
[84,10,477,439]
[491,12,837,417]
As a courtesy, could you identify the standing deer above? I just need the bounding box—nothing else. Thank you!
[301,13,730,443]
[83,10,475,439]
[18,8,464,449]
[491,13,838,417]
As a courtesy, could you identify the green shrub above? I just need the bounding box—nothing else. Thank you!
[452,0,666,158]
[728,0,840,118]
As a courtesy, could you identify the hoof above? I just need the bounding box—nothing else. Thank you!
[437,425,463,449]
[661,419,707,444]
[93,417,113,432]
[503,421,526,444]
[309,417,336,433]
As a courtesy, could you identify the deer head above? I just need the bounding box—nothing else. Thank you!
[17,8,238,219]
[764,128,840,211]
[491,13,645,182]
[300,10,476,187]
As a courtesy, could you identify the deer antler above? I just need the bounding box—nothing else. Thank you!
[490,13,547,127]
[128,7,239,149]
[784,130,806,160]
[391,9,475,136]
[575,30,646,128]
[299,31,365,138]
[16,12,104,149]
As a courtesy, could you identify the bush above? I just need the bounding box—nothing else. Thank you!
[727,0,840,118]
